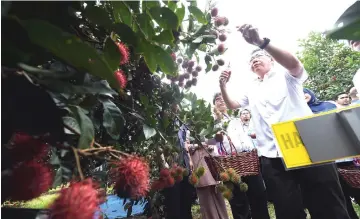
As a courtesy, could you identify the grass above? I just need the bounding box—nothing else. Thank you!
[192,200,360,219]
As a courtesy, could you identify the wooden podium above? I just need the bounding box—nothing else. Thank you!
[271,104,360,170]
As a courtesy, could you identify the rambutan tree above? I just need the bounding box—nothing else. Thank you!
[297,31,360,100]
[2,1,231,218]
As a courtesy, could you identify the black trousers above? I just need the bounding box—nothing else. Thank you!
[261,157,350,219]
[162,175,195,219]
[229,173,270,219]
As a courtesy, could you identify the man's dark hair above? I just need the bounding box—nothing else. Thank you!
[333,92,348,101]
[213,92,222,104]
[240,109,251,118]
[240,109,251,115]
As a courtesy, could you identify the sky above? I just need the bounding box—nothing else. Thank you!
[188,0,357,104]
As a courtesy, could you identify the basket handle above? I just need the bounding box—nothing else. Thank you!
[220,134,238,155]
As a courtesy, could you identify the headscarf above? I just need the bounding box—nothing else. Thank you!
[303,88,337,113]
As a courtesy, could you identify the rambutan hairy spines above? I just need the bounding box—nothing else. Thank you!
[9,161,53,201]
[116,42,130,65]
[110,156,150,199]
[50,178,105,219]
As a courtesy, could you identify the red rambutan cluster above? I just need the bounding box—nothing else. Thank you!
[150,165,187,191]
[116,42,130,65]
[9,132,49,163]
[110,156,150,199]
[114,69,127,89]
[50,178,105,219]
[9,161,53,201]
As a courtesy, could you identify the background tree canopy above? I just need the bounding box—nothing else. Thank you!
[297,31,360,100]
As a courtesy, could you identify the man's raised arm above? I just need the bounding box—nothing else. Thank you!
[238,24,303,78]
[219,70,247,109]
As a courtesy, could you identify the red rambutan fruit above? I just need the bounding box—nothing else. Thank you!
[50,178,105,219]
[114,69,127,89]
[160,168,170,178]
[9,132,49,163]
[151,180,166,191]
[211,8,218,17]
[116,42,130,65]
[9,161,53,201]
[166,176,175,187]
[110,156,150,199]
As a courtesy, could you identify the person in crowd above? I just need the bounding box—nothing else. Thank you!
[186,120,229,219]
[212,93,270,219]
[349,87,360,105]
[162,123,195,219]
[334,92,351,108]
[303,88,337,113]
[303,88,359,219]
[350,40,360,93]
[219,23,350,219]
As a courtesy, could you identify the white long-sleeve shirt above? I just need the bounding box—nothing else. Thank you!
[216,117,258,155]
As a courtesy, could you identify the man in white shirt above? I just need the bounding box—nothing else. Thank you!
[219,24,350,219]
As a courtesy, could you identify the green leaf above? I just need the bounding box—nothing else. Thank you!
[188,6,207,25]
[20,19,119,89]
[175,4,185,23]
[112,22,138,47]
[103,37,121,71]
[205,55,212,73]
[186,43,201,59]
[167,1,177,11]
[111,1,132,26]
[140,94,149,107]
[102,99,124,140]
[153,30,175,45]
[124,1,140,13]
[136,13,156,40]
[153,45,177,75]
[63,116,80,134]
[18,63,75,79]
[143,124,157,139]
[142,0,161,12]
[140,39,157,72]
[38,79,117,96]
[149,7,179,30]
[192,36,203,43]
[83,5,113,28]
[69,106,94,149]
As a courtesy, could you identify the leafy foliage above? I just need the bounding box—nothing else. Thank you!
[297,32,360,100]
[2,1,227,217]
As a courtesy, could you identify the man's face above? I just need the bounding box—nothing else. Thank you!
[250,51,273,77]
[215,95,227,112]
[240,110,251,122]
[350,40,360,52]
[336,93,350,106]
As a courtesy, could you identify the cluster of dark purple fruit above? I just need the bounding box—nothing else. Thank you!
[209,7,229,72]
[168,54,202,89]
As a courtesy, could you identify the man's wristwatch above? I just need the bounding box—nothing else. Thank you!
[259,37,270,49]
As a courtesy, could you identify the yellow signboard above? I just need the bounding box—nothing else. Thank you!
[271,104,360,169]
[272,121,312,169]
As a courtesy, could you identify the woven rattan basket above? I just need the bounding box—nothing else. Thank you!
[338,166,360,189]
[204,135,260,181]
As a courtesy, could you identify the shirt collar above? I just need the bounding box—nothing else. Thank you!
[256,69,276,82]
